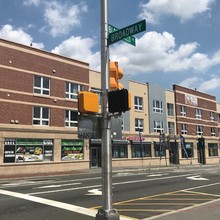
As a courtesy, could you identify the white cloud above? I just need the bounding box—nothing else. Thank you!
[43,1,88,37]
[110,31,220,76]
[23,0,41,7]
[179,76,201,88]
[0,24,44,49]
[139,0,213,24]
[198,77,220,92]
[51,36,100,70]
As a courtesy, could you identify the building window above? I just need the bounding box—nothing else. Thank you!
[168,122,175,134]
[181,124,187,135]
[218,114,220,123]
[65,82,84,100]
[182,143,194,158]
[211,127,216,136]
[135,118,144,132]
[154,142,166,158]
[210,112,215,121]
[208,143,218,157]
[195,108,202,119]
[196,125,203,136]
[180,105,186,116]
[153,100,163,113]
[112,144,128,158]
[34,75,50,95]
[131,144,152,158]
[65,110,78,127]
[153,120,164,133]
[167,103,174,116]
[33,107,49,125]
[134,96,143,111]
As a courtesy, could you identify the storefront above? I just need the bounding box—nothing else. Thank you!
[61,139,84,161]
[4,138,53,163]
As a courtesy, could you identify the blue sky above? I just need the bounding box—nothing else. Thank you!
[1,0,220,101]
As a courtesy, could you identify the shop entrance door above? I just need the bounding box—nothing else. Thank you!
[169,142,179,164]
[198,149,206,165]
[90,147,101,168]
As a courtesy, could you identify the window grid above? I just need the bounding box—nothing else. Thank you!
[211,127,216,136]
[134,96,143,111]
[167,103,174,116]
[33,107,49,126]
[153,100,163,113]
[210,112,215,121]
[196,125,203,136]
[180,105,186,116]
[34,76,50,95]
[65,82,84,100]
[135,118,144,132]
[181,124,187,135]
[153,120,164,133]
[65,110,78,127]
[195,108,202,119]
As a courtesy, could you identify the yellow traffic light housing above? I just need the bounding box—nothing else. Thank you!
[78,91,99,114]
[109,61,124,90]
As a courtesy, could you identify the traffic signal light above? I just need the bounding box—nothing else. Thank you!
[78,91,99,114]
[109,61,124,90]
[108,89,131,113]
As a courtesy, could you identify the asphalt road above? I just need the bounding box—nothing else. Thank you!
[0,165,220,220]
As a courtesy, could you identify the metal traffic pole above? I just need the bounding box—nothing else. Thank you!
[96,0,120,219]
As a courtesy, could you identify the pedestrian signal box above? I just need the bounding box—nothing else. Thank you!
[108,89,131,113]
[78,91,99,114]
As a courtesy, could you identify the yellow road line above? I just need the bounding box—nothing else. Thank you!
[117,209,174,212]
[141,198,212,201]
[115,202,196,206]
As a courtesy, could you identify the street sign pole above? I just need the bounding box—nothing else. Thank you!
[96,0,120,219]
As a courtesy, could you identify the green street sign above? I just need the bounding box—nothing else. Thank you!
[108,24,136,46]
[108,20,146,46]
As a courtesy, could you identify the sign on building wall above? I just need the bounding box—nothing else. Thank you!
[185,94,198,106]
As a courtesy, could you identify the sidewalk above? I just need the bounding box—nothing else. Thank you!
[0,163,219,180]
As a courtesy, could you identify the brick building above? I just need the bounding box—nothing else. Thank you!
[0,39,91,175]
[173,85,220,164]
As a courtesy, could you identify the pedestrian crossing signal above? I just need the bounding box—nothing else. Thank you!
[108,89,131,113]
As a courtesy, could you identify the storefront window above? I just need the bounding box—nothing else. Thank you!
[208,143,218,157]
[61,139,84,160]
[132,143,152,158]
[154,142,166,158]
[4,138,53,163]
[112,144,128,158]
[182,143,194,158]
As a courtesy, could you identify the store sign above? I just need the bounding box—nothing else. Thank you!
[125,136,145,141]
[185,94,198,106]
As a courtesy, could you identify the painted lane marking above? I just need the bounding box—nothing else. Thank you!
[142,198,220,220]
[86,188,102,196]
[0,189,131,220]
[36,182,81,189]
[0,189,96,217]
[187,175,209,181]
[29,173,195,195]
